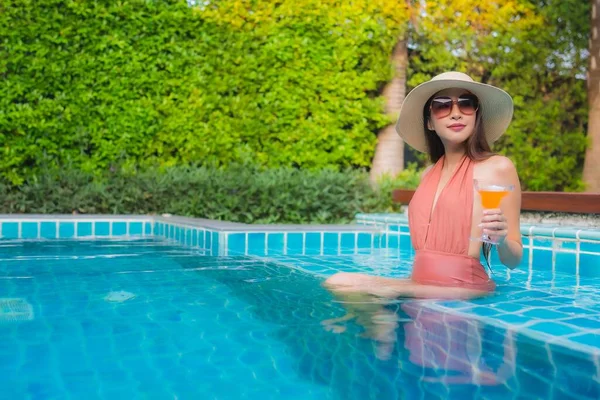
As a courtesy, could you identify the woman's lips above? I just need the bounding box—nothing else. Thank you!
[447,124,466,132]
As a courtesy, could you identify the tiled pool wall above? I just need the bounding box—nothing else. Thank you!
[356,213,600,277]
[0,216,382,258]
[1,214,599,273]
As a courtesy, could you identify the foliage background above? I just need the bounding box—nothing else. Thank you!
[0,0,592,221]
[1,0,406,183]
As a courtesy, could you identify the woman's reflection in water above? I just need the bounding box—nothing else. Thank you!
[322,292,516,386]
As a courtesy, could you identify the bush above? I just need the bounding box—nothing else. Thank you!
[0,0,406,184]
[0,164,421,224]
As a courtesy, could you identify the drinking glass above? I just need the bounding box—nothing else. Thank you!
[472,179,514,244]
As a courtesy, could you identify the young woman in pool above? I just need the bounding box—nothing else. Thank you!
[325,71,523,300]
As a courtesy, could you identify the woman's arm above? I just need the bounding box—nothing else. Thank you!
[481,156,523,269]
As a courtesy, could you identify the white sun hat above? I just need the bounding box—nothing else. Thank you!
[395,71,514,153]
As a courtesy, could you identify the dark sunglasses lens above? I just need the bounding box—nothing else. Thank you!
[431,98,452,117]
[457,96,478,114]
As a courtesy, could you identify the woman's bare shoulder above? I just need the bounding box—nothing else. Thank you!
[476,155,518,177]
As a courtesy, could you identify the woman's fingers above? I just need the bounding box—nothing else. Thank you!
[483,221,507,230]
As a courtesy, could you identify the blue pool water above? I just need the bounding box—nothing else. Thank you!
[1,238,599,399]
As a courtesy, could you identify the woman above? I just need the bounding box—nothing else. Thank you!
[325,71,523,300]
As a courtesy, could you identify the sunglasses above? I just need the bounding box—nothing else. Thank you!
[430,95,479,119]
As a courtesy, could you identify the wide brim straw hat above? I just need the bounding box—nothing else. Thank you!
[395,71,514,153]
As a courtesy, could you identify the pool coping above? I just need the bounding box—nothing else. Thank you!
[0,214,380,233]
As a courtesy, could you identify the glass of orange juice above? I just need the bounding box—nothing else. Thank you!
[472,179,514,244]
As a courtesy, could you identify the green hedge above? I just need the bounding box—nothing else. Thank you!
[0,164,420,224]
[0,0,404,185]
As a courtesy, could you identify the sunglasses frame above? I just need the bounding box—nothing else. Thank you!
[429,95,480,119]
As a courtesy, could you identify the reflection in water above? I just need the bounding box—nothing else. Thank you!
[325,290,516,385]
[178,256,598,400]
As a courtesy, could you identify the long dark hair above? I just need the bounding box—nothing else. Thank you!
[422,93,495,274]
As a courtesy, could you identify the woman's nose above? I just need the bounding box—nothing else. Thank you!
[451,104,462,119]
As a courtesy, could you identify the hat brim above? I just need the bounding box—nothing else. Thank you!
[395,79,514,153]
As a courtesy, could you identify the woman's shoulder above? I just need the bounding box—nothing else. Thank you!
[476,155,517,176]
[473,155,519,183]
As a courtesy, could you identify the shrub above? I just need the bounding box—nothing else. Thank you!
[0,164,421,224]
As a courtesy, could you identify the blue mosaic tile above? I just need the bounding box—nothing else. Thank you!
[286,233,303,255]
[492,302,527,313]
[515,369,552,399]
[579,254,600,278]
[375,234,385,249]
[77,222,93,237]
[247,233,266,256]
[96,222,110,236]
[267,233,284,256]
[197,229,205,249]
[558,240,578,251]
[198,229,208,249]
[129,222,143,236]
[113,222,127,236]
[145,222,154,235]
[528,322,580,336]
[400,235,412,252]
[323,233,338,255]
[515,299,561,308]
[58,222,75,239]
[555,252,577,275]
[569,332,600,348]
[340,233,355,255]
[532,248,552,268]
[541,296,577,306]
[305,233,321,256]
[388,234,399,249]
[211,232,219,256]
[387,224,401,232]
[493,314,532,325]
[521,309,570,320]
[532,237,553,248]
[2,222,18,238]
[580,241,600,254]
[191,229,198,247]
[357,232,372,249]
[40,222,57,239]
[556,306,597,316]
[563,317,600,330]
[21,222,38,239]
[469,306,502,317]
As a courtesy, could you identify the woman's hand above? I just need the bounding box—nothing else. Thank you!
[479,208,508,244]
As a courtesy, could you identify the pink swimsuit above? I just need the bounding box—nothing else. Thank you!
[408,156,495,292]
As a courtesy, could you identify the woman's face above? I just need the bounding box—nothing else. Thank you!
[427,88,478,149]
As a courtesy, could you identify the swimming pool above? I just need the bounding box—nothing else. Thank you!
[1,215,599,399]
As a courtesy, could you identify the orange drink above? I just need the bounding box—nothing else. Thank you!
[471,180,514,244]
[478,189,510,209]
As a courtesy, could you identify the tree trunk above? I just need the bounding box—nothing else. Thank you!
[583,0,600,192]
[370,39,407,183]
